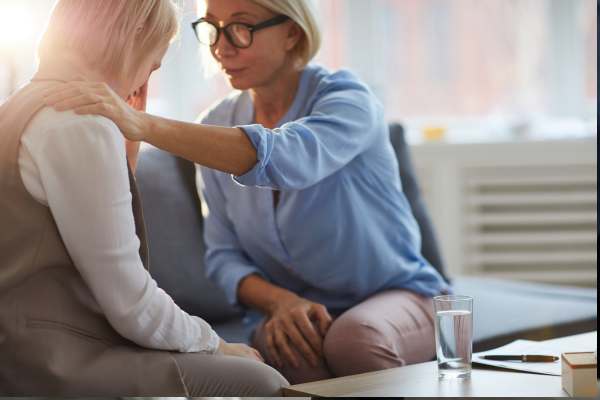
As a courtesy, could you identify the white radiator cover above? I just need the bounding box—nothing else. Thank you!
[410,138,597,286]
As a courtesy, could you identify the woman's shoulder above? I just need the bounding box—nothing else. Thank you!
[23,107,123,153]
[303,64,379,111]
[303,64,382,116]
[305,64,370,94]
[29,107,119,133]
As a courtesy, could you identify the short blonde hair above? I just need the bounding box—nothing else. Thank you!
[249,0,321,68]
[38,0,179,79]
[197,0,321,74]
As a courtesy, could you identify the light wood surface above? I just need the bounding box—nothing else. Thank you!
[283,332,598,397]
[283,361,567,397]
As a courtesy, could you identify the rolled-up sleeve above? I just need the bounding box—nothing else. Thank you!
[200,167,265,306]
[233,78,383,190]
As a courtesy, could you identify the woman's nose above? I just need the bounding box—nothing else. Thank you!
[213,33,237,59]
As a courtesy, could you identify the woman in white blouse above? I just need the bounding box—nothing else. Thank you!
[0,0,287,396]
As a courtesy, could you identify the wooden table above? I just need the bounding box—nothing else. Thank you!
[283,361,567,397]
[283,332,597,397]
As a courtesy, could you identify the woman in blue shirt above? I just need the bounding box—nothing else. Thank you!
[46,0,450,384]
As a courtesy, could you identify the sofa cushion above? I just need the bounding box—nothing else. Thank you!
[453,277,597,351]
[212,311,264,344]
[136,145,242,323]
[388,124,450,283]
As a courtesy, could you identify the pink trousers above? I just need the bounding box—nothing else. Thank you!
[252,289,437,384]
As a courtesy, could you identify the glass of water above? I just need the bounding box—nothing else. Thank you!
[433,295,473,379]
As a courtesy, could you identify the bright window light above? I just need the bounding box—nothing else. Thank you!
[0,2,35,53]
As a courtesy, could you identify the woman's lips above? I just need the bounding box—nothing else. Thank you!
[224,67,246,76]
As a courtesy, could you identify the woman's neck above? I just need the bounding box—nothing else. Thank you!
[249,65,302,129]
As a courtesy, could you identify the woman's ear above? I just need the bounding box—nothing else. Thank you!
[134,24,145,39]
[285,22,303,51]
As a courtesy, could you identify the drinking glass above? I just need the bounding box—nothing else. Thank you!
[433,295,473,379]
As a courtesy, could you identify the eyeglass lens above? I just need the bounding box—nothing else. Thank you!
[195,22,253,48]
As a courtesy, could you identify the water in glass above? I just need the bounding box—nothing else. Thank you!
[435,309,473,378]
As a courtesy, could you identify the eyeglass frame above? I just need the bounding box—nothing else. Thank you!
[191,14,291,49]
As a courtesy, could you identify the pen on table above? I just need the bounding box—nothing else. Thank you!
[482,354,559,362]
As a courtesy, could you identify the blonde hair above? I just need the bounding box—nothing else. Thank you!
[249,0,321,68]
[197,0,321,75]
[38,0,179,79]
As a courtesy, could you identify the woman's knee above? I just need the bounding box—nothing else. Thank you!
[323,314,402,376]
[180,354,289,396]
[235,358,289,396]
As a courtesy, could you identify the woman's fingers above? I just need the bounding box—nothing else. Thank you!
[138,81,149,98]
[294,311,324,357]
[127,81,148,112]
[52,94,102,112]
[282,317,319,367]
[265,328,282,368]
[253,348,265,362]
[310,304,333,336]
[44,83,107,111]
[44,86,87,107]
[244,345,263,362]
[44,81,117,109]
[72,104,113,120]
[274,328,299,368]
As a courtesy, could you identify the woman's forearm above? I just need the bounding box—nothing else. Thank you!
[45,83,259,176]
[238,274,299,315]
[144,113,258,176]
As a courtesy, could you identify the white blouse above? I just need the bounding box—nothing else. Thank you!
[18,107,220,354]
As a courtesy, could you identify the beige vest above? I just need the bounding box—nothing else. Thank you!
[0,82,187,396]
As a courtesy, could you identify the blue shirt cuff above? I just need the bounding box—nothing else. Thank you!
[232,124,273,187]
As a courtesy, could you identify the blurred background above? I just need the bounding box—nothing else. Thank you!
[0,0,596,141]
[0,0,597,286]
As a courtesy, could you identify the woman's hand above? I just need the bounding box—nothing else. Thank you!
[44,81,149,142]
[264,293,332,369]
[217,339,265,363]
[124,82,148,172]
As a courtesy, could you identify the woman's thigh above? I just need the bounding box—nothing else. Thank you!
[323,289,436,377]
[170,352,288,396]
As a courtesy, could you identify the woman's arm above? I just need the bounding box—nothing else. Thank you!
[200,167,332,368]
[44,81,257,176]
[147,116,257,176]
[44,73,382,189]
[30,113,222,353]
[200,167,268,305]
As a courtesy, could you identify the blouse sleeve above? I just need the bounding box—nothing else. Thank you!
[234,74,384,190]
[199,166,267,307]
[27,112,221,353]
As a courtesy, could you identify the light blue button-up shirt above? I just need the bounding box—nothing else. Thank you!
[198,64,450,313]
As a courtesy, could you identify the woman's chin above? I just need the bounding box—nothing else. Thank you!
[226,75,255,91]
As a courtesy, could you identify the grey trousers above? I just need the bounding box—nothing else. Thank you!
[169,352,289,396]
[0,353,288,397]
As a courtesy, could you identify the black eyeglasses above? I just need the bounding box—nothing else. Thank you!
[191,14,290,49]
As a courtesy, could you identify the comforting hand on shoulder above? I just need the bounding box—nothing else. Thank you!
[44,81,149,142]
